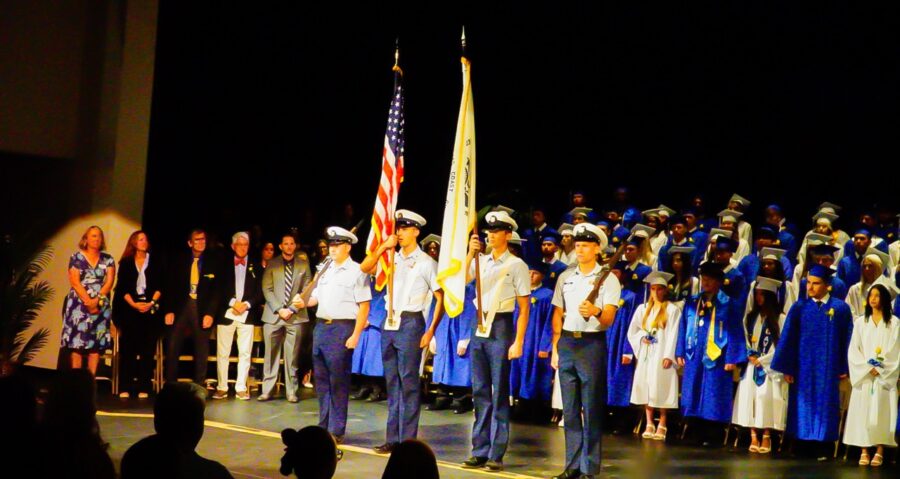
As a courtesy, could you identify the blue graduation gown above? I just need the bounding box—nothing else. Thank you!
[522,226,550,264]
[770,297,853,442]
[544,260,568,291]
[737,253,793,286]
[836,253,862,286]
[609,226,631,250]
[510,287,555,401]
[688,230,710,268]
[797,276,849,301]
[841,237,888,263]
[622,207,642,229]
[605,289,638,407]
[698,217,718,234]
[676,291,747,423]
[777,229,799,260]
[352,286,385,376]
[623,263,651,300]
[722,267,748,315]
[431,283,475,387]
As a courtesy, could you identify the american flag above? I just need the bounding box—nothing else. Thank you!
[366,65,405,291]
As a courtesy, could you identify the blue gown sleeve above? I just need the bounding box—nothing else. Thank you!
[724,301,748,365]
[675,304,688,358]
[771,302,801,376]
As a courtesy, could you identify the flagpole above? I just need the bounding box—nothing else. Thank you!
[386,39,400,327]
[461,26,485,334]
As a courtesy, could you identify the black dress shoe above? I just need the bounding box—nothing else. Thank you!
[373,443,398,454]
[351,387,372,400]
[427,396,452,411]
[366,389,386,402]
[461,456,488,469]
[551,469,581,479]
[453,397,473,414]
[333,434,344,445]
[484,460,503,472]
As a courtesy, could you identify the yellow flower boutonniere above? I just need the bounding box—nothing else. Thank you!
[689,237,695,243]
[875,346,882,355]
[705,301,713,308]
[531,297,537,305]
[613,237,620,243]
[618,299,625,307]
[632,273,638,280]
[699,309,705,317]
[827,308,835,320]
[724,278,731,286]
[827,285,833,292]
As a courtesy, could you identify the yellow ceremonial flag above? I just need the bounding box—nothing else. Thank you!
[436,52,476,318]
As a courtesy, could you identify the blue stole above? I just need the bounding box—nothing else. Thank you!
[745,313,774,386]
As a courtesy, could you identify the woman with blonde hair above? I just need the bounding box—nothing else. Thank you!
[627,271,681,441]
[61,225,116,375]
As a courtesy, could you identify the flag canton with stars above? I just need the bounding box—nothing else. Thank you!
[386,75,405,162]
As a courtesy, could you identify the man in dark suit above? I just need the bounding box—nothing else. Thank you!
[258,232,312,402]
[212,232,263,400]
[164,229,221,385]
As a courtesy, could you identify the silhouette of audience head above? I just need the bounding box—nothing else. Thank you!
[122,382,235,479]
[280,425,338,478]
[0,371,37,436]
[382,439,439,479]
[39,369,116,479]
[154,381,208,451]
[44,368,100,439]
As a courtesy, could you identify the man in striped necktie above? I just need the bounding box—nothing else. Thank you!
[259,232,312,402]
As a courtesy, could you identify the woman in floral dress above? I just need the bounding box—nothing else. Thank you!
[61,225,116,374]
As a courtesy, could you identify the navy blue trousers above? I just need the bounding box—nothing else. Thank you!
[470,313,514,462]
[558,333,606,475]
[381,311,426,444]
[313,320,355,437]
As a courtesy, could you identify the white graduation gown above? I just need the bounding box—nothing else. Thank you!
[889,240,899,273]
[732,313,789,430]
[846,276,897,318]
[627,302,681,409]
[843,315,900,447]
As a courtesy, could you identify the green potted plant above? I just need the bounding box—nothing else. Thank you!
[0,242,53,376]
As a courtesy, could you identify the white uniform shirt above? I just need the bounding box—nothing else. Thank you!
[468,250,530,313]
[389,247,439,313]
[552,263,622,332]
[312,259,372,320]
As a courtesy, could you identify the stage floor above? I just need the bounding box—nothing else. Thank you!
[97,390,893,479]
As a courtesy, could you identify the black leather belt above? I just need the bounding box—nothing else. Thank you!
[561,330,605,339]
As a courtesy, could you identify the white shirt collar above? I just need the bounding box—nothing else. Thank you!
[486,249,511,264]
[399,246,422,261]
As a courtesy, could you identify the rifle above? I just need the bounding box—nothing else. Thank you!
[582,234,632,321]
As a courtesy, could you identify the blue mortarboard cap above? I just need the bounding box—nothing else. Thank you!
[808,264,835,282]
[714,236,738,253]
[757,225,778,240]
[540,230,562,245]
